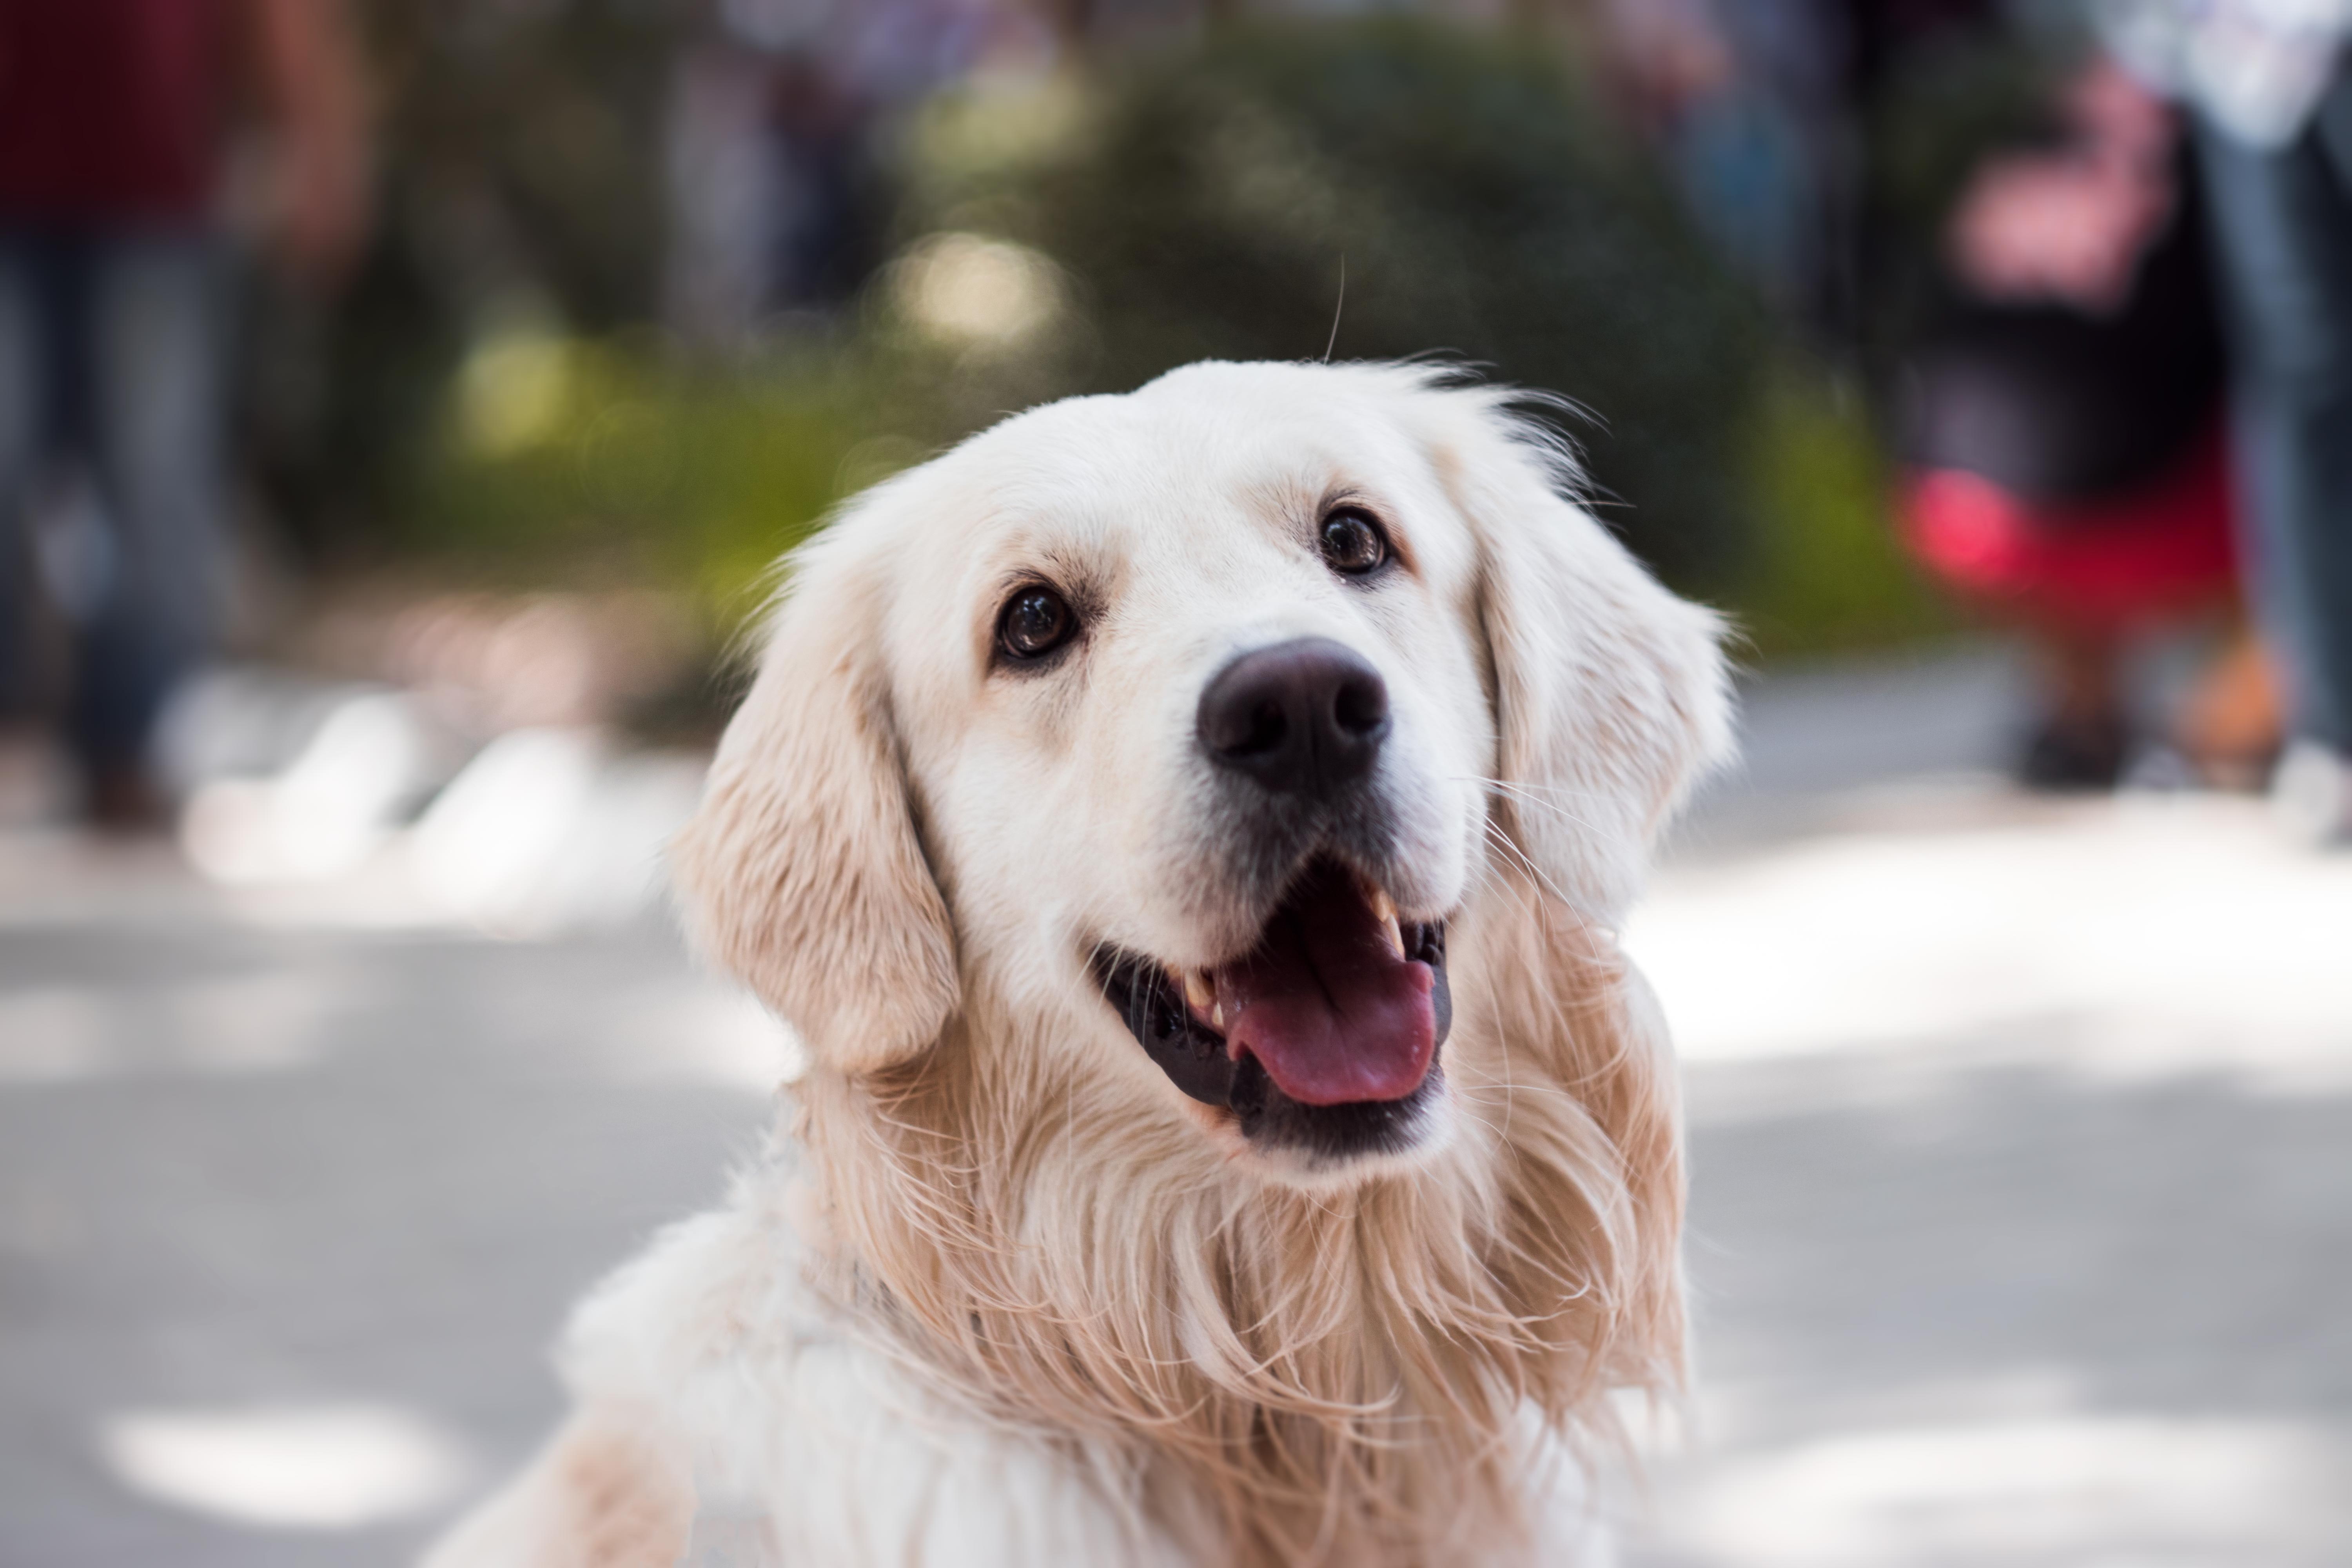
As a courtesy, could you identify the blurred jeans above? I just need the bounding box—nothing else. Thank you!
[0,229,223,769]
[2197,74,2352,753]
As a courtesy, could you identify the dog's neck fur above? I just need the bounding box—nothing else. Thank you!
[788,874,1684,1568]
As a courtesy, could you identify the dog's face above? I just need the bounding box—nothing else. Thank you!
[882,371,1494,1173]
[677,363,1729,1185]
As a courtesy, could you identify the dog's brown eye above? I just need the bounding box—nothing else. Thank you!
[1319,508,1389,576]
[997,584,1076,660]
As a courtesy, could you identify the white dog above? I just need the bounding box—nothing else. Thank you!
[426,361,1731,1567]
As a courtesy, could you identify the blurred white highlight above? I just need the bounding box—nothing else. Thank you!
[410,733,704,936]
[894,232,1063,345]
[165,663,708,936]
[410,728,604,926]
[1630,797,2352,1090]
[99,1404,472,1530]
[1677,1416,2348,1562]
[603,980,806,1090]
[182,692,440,885]
[456,328,575,456]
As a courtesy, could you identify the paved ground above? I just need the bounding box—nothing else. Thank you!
[2,643,2347,1566]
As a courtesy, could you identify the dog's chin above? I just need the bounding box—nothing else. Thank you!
[1092,854,1455,1182]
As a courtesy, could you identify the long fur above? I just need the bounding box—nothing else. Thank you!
[793,881,1682,1566]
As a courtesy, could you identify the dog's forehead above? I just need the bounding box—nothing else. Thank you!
[928,380,1434,571]
[860,370,1489,696]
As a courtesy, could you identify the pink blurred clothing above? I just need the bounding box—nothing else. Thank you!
[1903,425,2239,633]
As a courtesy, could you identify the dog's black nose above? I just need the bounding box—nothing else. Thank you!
[1198,637,1390,797]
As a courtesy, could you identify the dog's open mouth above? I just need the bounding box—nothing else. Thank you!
[1094,857,1451,1161]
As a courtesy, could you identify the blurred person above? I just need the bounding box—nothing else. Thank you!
[2086,0,2352,836]
[667,4,874,343]
[1900,54,2280,789]
[667,0,1039,346]
[1592,0,1840,316]
[1590,0,2013,343]
[0,0,367,828]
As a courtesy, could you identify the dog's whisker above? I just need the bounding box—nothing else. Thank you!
[1477,817,1599,938]
[1451,773,1615,799]
[1454,774,1622,838]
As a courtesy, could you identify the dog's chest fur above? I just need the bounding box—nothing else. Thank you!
[554,1149,1612,1568]
[554,1165,1192,1565]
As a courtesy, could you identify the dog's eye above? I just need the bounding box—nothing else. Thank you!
[1318,507,1389,576]
[996,584,1076,660]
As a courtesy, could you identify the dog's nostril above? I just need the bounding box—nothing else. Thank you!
[1235,698,1288,757]
[1198,637,1390,797]
[1202,692,1288,759]
[1332,671,1389,739]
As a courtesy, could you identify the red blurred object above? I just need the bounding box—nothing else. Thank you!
[0,1,232,223]
[1902,422,2239,632]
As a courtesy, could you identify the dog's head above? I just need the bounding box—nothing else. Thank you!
[675,361,1728,1184]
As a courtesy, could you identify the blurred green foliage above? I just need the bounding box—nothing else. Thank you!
[248,0,680,559]
[907,20,1772,588]
[409,332,878,618]
[1739,373,1952,654]
[272,11,1965,657]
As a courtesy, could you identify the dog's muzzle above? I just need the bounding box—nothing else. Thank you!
[1093,856,1452,1165]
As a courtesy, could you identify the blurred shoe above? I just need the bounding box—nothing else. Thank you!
[2173,627,2283,792]
[84,760,171,835]
[0,726,74,828]
[2270,739,2352,846]
[2122,742,2199,793]
[2016,712,2129,792]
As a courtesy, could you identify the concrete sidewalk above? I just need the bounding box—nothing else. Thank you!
[1630,792,2352,1566]
[0,838,783,1566]
[2,644,2347,1566]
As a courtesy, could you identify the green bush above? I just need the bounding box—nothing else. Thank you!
[407,330,896,621]
[902,18,1773,589]
[249,0,683,563]
[1736,373,1953,655]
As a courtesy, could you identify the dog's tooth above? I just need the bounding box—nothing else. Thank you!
[1182,969,1215,1013]
[1365,885,1406,958]
[1211,998,1225,1031]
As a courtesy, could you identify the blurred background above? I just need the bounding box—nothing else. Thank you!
[1,1,2348,1563]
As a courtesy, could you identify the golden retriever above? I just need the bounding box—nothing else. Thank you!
[425,361,1731,1567]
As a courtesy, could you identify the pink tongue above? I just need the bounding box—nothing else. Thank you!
[1212,862,1436,1107]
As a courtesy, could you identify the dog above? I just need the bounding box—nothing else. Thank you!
[425,361,1732,1567]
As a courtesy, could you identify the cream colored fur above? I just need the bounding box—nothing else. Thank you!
[424,361,1732,1568]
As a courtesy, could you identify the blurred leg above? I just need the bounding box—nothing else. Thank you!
[74,235,224,782]
[2016,622,2129,791]
[2174,622,2283,790]
[0,239,48,715]
[2195,80,2352,754]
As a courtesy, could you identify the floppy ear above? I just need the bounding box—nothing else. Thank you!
[1423,386,1734,919]
[670,538,958,1074]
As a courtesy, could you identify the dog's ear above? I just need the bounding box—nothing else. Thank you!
[670,539,958,1074]
[1421,385,1733,918]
